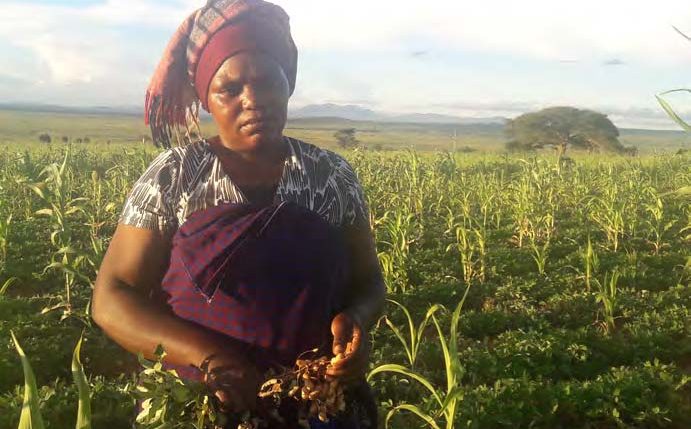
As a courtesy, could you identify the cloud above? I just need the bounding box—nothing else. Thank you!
[0,1,194,103]
[604,105,683,119]
[82,0,194,26]
[2,0,690,130]
[24,33,113,84]
[0,73,31,86]
[603,58,626,66]
[274,0,691,65]
[290,74,375,110]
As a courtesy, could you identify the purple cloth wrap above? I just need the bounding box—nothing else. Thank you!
[161,201,349,378]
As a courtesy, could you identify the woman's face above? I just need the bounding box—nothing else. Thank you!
[207,51,290,154]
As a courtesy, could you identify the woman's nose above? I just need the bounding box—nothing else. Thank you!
[241,86,266,110]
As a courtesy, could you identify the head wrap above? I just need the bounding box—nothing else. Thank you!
[145,0,298,148]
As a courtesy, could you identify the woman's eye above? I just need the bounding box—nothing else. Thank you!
[222,84,241,96]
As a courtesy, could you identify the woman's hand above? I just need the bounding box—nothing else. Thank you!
[326,311,370,383]
[201,351,262,413]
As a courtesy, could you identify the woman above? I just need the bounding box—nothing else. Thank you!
[91,0,385,427]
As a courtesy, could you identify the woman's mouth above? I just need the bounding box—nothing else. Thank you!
[240,117,273,134]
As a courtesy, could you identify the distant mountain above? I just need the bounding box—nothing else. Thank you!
[388,113,507,125]
[289,103,507,125]
[289,103,379,121]
[0,102,141,116]
[2,101,506,126]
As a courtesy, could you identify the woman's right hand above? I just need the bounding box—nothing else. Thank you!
[201,351,262,413]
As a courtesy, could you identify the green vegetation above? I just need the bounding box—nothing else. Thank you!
[0,138,688,428]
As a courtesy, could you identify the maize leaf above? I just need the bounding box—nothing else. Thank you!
[72,334,91,429]
[11,331,45,429]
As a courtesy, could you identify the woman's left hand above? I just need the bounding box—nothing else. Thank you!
[326,311,370,383]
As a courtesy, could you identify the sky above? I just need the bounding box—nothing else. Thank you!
[1,0,691,129]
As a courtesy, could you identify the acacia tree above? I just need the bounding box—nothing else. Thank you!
[506,106,624,158]
[334,128,359,149]
[38,133,51,144]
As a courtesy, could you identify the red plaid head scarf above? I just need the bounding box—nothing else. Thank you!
[145,0,298,148]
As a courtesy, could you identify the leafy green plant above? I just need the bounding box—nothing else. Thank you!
[528,230,550,276]
[0,277,17,296]
[72,335,91,429]
[446,224,486,284]
[131,346,227,429]
[580,235,599,292]
[368,285,471,429]
[27,148,91,319]
[445,208,488,284]
[11,331,45,429]
[589,190,626,252]
[377,210,417,292]
[642,188,676,254]
[656,89,691,132]
[593,270,621,335]
[0,214,11,268]
[11,331,91,429]
[380,299,443,368]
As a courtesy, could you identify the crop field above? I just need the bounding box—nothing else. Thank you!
[0,138,689,428]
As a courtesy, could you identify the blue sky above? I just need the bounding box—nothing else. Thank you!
[1,0,690,129]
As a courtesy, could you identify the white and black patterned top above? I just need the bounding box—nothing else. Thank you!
[119,136,368,236]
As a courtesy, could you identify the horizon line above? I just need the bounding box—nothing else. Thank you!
[0,101,685,132]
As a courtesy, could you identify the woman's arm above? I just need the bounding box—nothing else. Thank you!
[327,222,385,381]
[341,222,386,331]
[91,224,259,410]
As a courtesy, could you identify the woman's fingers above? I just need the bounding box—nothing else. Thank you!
[348,324,362,354]
[331,316,353,355]
[332,316,363,354]
[213,386,241,412]
[212,380,258,412]
[328,311,369,381]
[204,360,260,413]
[326,338,370,381]
[216,390,241,413]
[326,359,367,381]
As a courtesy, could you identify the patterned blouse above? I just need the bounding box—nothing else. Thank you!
[119,136,369,234]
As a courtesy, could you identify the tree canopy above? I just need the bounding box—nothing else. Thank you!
[38,133,51,144]
[506,106,625,156]
[334,128,359,149]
